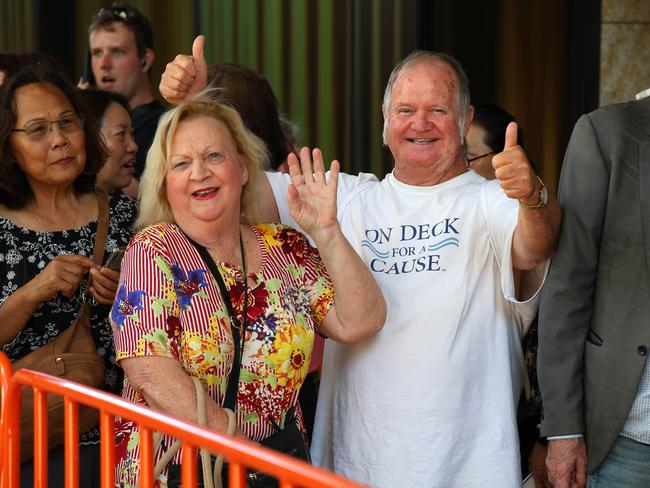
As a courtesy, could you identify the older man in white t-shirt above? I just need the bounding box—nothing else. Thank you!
[160,44,561,487]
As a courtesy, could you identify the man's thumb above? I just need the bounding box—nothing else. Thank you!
[504,121,518,150]
[192,35,207,69]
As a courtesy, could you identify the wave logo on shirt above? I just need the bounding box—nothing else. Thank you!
[362,218,460,275]
[361,241,390,259]
[427,237,459,252]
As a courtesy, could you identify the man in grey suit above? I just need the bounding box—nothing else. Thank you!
[538,97,650,487]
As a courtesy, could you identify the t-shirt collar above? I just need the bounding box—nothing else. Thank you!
[387,169,481,194]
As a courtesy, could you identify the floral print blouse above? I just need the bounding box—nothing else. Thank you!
[111,222,334,485]
[0,193,138,444]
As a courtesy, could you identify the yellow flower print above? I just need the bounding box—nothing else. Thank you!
[268,326,313,389]
[162,282,177,303]
[129,330,170,358]
[206,314,225,337]
[182,330,230,393]
[258,224,282,248]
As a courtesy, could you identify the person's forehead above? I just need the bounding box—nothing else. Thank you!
[172,116,234,149]
[15,83,74,120]
[392,61,458,100]
[14,83,73,115]
[103,102,131,126]
[90,22,137,48]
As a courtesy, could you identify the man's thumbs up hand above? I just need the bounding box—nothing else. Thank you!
[492,122,539,203]
[160,35,209,105]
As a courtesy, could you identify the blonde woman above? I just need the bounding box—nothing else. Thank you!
[110,96,385,486]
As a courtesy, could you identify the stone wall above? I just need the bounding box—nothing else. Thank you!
[601,0,650,105]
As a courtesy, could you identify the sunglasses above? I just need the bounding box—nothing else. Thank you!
[96,5,142,23]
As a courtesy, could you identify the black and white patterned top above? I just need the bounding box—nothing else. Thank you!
[0,192,138,444]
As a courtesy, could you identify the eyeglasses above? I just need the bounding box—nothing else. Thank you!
[12,114,85,142]
[467,151,495,163]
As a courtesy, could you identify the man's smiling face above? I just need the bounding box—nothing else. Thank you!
[384,60,467,182]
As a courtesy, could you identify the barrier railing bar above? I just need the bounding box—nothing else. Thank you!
[140,425,153,488]
[64,398,79,488]
[0,352,11,416]
[34,387,48,488]
[0,352,13,482]
[228,461,245,488]
[100,411,115,488]
[3,369,366,488]
[181,444,197,488]
[3,381,23,488]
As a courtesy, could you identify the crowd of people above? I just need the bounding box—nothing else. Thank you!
[1,1,650,488]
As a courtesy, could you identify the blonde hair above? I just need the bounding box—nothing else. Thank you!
[136,91,270,229]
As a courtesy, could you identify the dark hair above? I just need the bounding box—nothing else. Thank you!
[207,63,293,171]
[0,52,62,80]
[472,104,524,152]
[89,2,153,60]
[79,88,131,130]
[0,65,107,209]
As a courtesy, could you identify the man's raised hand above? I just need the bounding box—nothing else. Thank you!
[159,35,209,104]
[492,122,539,204]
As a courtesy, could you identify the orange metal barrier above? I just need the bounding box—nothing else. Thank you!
[0,351,11,405]
[0,352,14,482]
[0,363,365,488]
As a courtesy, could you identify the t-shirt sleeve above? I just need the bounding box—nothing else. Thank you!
[111,236,181,362]
[481,180,549,335]
[266,171,298,229]
[513,263,548,334]
[481,180,520,301]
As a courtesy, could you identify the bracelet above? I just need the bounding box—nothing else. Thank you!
[519,175,547,208]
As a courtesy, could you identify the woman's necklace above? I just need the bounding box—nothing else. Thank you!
[28,197,82,231]
[239,230,248,333]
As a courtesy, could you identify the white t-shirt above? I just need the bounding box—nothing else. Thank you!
[270,169,543,487]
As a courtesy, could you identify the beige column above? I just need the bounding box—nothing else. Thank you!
[601,0,650,105]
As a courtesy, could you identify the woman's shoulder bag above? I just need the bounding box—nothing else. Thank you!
[12,190,110,461]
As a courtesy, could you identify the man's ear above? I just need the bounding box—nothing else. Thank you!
[464,105,475,137]
[141,48,155,73]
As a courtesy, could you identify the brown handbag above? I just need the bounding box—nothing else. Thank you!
[12,190,110,462]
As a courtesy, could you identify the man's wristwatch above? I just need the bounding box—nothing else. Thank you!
[519,175,547,209]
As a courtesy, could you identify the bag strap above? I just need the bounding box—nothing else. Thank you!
[92,190,110,264]
[184,234,246,411]
[75,190,110,325]
[149,233,246,487]
[151,377,235,488]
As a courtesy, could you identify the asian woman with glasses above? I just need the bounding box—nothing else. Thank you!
[0,64,138,486]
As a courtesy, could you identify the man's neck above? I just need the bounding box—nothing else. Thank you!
[129,83,155,110]
[393,158,467,187]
